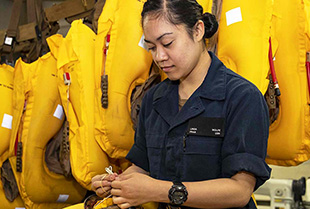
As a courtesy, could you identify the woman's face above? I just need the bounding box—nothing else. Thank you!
[143,15,203,81]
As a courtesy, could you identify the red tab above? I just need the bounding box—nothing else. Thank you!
[65,72,70,80]
[106,34,110,43]
[63,72,71,85]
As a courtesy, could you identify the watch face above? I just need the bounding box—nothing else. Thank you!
[173,191,186,205]
[169,184,188,205]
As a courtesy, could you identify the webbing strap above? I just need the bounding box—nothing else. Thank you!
[28,0,41,59]
[6,0,23,38]
[34,0,44,31]
[3,0,24,53]
[27,0,36,24]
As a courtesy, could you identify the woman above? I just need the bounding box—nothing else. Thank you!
[91,0,271,208]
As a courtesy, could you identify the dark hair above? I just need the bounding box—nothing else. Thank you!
[141,0,218,39]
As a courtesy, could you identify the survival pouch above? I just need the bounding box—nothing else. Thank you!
[45,119,71,177]
[1,159,19,202]
[130,62,162,131]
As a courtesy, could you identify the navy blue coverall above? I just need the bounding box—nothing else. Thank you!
[127,52,271,209]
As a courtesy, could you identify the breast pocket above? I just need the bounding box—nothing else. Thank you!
[182,135,222,181]
[146,134,164,178]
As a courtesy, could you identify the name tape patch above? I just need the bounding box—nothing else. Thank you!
[188,117,225,137]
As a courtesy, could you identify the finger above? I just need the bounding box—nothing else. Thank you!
[118,173,129,180]
[95,187,110,197]
[91,180,101,191]
[92,180,112,190]
[91,175,98,183]
[111,180,122,189]
[100,174,108,182]
[110,188,122,196]
[116,173,136,182]
[96,188,105,197]
[92,173,108,182]
[112,196,127,205]
[99,179,112,195]
[105,173,118,181]
[111,173,119,180]
[117,202,132,209]
[91,175,109,191]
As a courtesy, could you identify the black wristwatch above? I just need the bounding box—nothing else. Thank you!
[168,182,188,206]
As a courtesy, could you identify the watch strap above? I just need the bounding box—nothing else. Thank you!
[173,182,185,186]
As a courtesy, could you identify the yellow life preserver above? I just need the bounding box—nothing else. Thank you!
[217,0,310,165]
[197,0,212,12]
[63,203,84,209]
[8,53,86,208]
[265,0,310,166]
[47,20,109,189]
[217,0,272,93]
[9,156,73,209]
[0,64,14,167]
[0,64,25,208]
[0,183,24,209]
[94,0,152,159]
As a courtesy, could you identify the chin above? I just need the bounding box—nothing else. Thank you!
[166,73,180,81]
[167,76,179,81]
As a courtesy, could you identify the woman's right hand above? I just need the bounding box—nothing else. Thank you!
[91,173,118,198]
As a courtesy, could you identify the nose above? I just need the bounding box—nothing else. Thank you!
[154,46,168,63]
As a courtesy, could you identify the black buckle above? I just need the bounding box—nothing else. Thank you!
[35,25,42,39]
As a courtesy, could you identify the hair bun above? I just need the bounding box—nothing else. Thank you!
[202,13,218,39]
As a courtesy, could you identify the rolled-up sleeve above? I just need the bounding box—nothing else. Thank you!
[126,95,150,172]
[221,87,271,190]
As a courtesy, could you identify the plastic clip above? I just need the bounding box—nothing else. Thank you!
[63,72,71,86]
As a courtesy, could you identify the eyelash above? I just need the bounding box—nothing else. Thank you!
[163,41,173,47]
[148,41,173,51]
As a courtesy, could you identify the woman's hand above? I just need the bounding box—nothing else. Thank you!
[111,172,155,208]
[91,173,118,198]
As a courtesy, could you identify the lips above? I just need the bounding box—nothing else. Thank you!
[161,65,174,72]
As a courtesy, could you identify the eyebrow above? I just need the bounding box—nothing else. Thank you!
[144,32,173,43]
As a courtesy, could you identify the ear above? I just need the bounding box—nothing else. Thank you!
[193,20,205,42]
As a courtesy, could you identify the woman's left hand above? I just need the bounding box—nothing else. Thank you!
[110,172,154,208]
[91,173,118,198]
